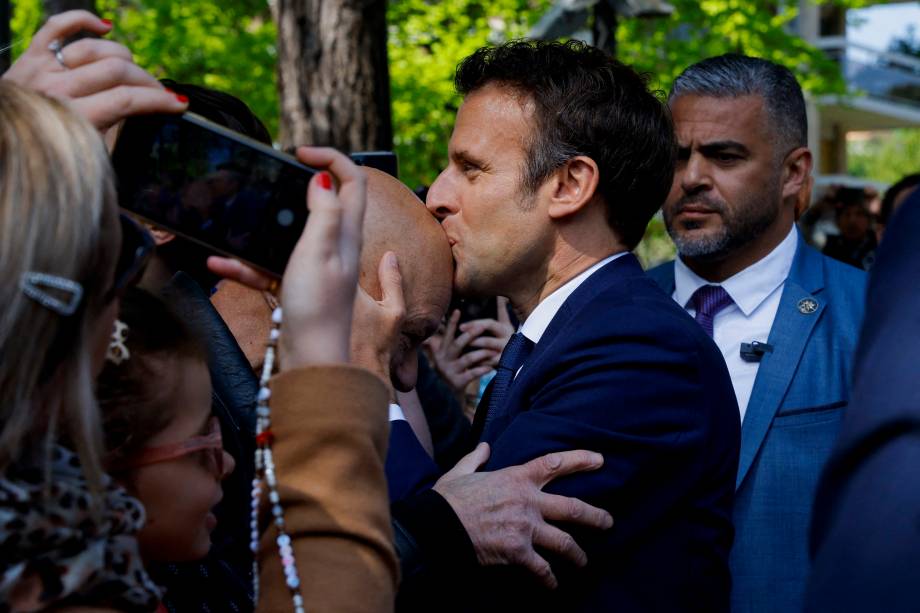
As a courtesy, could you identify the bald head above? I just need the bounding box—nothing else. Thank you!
[359,168,453,391]
[212,167,452,391]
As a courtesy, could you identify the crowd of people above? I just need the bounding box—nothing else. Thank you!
[0,9,918,613]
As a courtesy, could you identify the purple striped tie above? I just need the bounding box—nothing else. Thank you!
[690,285,734,338]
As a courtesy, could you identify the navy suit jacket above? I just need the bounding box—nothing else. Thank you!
[386,419,440,502]
[464,253,740,612]
[648,232,866,613]
[805,193,920,612]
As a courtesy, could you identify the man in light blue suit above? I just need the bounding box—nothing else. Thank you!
[646,54,867,613]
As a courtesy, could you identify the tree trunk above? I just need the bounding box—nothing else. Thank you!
[42,0,96,16]
[593,1,618,57]
[1,0,11,73]
[273,0,392,152]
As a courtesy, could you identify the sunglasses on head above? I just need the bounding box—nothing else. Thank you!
[106,213,154,302]
[124,416,225,477]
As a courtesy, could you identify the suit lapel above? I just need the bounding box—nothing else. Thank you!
[735,242,826,489]
[471,254,645,443]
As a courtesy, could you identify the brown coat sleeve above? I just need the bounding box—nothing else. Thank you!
[257,365,397,613]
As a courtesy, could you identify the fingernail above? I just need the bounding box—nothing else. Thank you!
[101,18,113,27]
[175,93,188,104]
[387,252,399,269]
[318,171,332,190]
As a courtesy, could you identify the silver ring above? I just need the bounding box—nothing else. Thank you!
[48,39,68,69]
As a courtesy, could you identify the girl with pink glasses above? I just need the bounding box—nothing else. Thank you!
[98,287,235,564]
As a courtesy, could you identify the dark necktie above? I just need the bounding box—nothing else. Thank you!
[482,332,535,436]
[690,284,734,338]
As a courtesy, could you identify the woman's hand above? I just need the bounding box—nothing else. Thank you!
[424,309,496,395]
[424,297,513,394]
[209,147,370,371]
[2,11,186,131]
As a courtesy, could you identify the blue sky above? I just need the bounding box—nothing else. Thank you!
[849,2,920,50]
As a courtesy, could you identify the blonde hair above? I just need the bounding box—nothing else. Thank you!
[0,81,120,491]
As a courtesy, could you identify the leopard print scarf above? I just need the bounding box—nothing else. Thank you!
[0,446,162,612]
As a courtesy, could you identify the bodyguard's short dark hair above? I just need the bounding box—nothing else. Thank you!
[455,39,676,249]
[669,54,807,155]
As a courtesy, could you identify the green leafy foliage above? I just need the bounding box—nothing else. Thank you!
[11,0,279,135]
[848,129,920,185]
[9,0,43,54]
[617,0,849,98]
[387,0,551,189]
[98,0,279,135]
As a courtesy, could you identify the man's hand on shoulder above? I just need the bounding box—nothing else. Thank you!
[432,443,613,589]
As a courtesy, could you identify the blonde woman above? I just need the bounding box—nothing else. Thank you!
[0,80,160,610]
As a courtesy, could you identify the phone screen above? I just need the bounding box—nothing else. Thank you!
[112,112,314,277]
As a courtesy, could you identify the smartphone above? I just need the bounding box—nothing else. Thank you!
[112,112,316,278]
[349,151,399,179]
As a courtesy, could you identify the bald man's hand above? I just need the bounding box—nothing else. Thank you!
[350,251,406,391]
[433,443,614,589]
[2,11,187,131]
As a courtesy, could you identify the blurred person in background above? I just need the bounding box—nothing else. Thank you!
[822,188,877,270]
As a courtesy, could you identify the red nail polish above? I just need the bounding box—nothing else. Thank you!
[100,18,113,27]
[318,172,332,190]
[175,94,189,104]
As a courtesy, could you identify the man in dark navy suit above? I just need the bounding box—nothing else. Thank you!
[805,191,920,613]
[392,40,741,612]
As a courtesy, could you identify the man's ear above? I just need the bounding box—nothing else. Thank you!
[781,147,812,204]
[547,156,600,220]
[795,174,814,221]
[146,225,176,247]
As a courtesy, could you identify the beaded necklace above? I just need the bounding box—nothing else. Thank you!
[250,306,306,613]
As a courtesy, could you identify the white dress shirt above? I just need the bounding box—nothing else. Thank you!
[389,403,406,422]
[672,226,798,421]
[520,252,629,346]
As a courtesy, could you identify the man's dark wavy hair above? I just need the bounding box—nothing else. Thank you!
[454,39,676,249]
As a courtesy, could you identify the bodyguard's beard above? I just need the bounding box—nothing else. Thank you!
[665,189,781,262]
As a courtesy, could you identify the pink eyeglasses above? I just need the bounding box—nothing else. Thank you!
[125,416,225,476]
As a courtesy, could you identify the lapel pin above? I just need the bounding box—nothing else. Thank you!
[797,298,818,314]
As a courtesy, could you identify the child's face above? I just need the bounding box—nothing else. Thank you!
[131,357,235,562]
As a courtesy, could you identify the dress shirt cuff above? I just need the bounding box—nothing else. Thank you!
[389,403,407,422]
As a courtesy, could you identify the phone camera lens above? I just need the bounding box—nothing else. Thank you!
[277,209,295,227]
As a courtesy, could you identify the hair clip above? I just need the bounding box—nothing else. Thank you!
[19,272,83,316]
[106,320,131,365]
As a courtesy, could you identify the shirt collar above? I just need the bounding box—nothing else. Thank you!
[520,252,628,344]
[674,225,798,317]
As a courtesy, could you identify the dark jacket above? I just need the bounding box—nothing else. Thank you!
[396,254,740,612]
